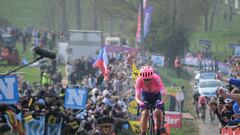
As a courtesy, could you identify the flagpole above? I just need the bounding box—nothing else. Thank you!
[140,0,145,62]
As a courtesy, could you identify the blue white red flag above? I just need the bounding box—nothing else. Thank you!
[93,47,109,80]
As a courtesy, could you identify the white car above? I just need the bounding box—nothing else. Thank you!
[194,71,216,87]
[197,79,222,97]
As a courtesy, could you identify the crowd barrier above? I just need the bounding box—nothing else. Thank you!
[221,126,240,135]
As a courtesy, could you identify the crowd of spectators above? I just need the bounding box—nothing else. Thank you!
[0,43,142,134]
[0,25,65,65]
[206,55,240,133]
[224,55,240,77]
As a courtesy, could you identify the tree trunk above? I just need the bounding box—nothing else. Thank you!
[42,0,57,30]
[93,0,98,30]
[120,16,125,35]
[50,0,57,30]
[172,0,177,34]
[75,0,82,30]
[204,11,208,32]
[209,0,218,31]
[60,0,68,33]
[109,15,113,36]
[229,0,236,22]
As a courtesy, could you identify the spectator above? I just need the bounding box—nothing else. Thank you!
[65,61,74,84]
[176,86,184,112]
[52,70,62,85]
[41,69,51,89]
[174,56,182,78]
[102,90,112,106]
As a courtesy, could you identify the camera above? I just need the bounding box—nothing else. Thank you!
[219,97,225,104]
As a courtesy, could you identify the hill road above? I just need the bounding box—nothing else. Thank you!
[186,66,220,135]
[198,109,219,135]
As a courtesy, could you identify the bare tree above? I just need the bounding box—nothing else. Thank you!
[39,0,58,30]
[59,0,68,32]
[94,0,139,36]
[209,0,219,31]
[75,0,82,30]
[145,0,203,67]
[92,0,98,30]
[199,0,223,32]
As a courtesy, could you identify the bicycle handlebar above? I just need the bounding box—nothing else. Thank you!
[136,100,165,116]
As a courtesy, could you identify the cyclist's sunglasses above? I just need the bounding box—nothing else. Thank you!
[144,79,152,82]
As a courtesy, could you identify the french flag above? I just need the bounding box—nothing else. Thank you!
[93,47,109,80]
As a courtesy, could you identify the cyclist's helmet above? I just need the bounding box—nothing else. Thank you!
[140,66,154,79]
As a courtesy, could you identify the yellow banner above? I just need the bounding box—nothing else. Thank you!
[128,100,138,115]
[28,98,33,107]
[69,121,79,129]
[166,87,180,95]
[24,115,33,123]
[48,115,57,124]
[132,63,140,80]
[129,120,141,135]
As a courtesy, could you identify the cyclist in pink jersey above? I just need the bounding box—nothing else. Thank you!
[135,65,167,135]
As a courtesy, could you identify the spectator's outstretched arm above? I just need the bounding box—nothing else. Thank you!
[228,78,240,88]
[218,89,240,102]
[217,72,240,87]
[216,73,230,83]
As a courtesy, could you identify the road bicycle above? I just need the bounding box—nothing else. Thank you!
[199,104,206,123]
[138,101,168,135]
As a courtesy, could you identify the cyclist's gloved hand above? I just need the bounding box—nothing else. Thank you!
[139,101,146,110]
[156,100,164,109]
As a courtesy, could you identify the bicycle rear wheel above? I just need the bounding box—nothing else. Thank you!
[209,109,215,124]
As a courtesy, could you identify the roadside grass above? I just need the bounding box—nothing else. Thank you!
[0,0,43,27]
[158,67,198,135]
[190,15,240,60]
[0,66,40,84]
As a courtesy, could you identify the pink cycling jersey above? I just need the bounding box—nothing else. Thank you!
[135,73,166,96]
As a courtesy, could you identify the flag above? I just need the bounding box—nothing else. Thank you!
[16,112,25,135]
[143,6,154,37]
[46,118,63,135]
[135,0,148,48]
[129,121,141,135]
[93,47,109,80]
[24,116,45,135]
[136,7,141,46]
[132,63,140,80]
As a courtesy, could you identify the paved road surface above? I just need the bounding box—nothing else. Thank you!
[185,67,220,135]
[198,108,220,135]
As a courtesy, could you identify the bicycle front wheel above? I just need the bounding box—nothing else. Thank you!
[149,117,155,135]
[200,106,206,122]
